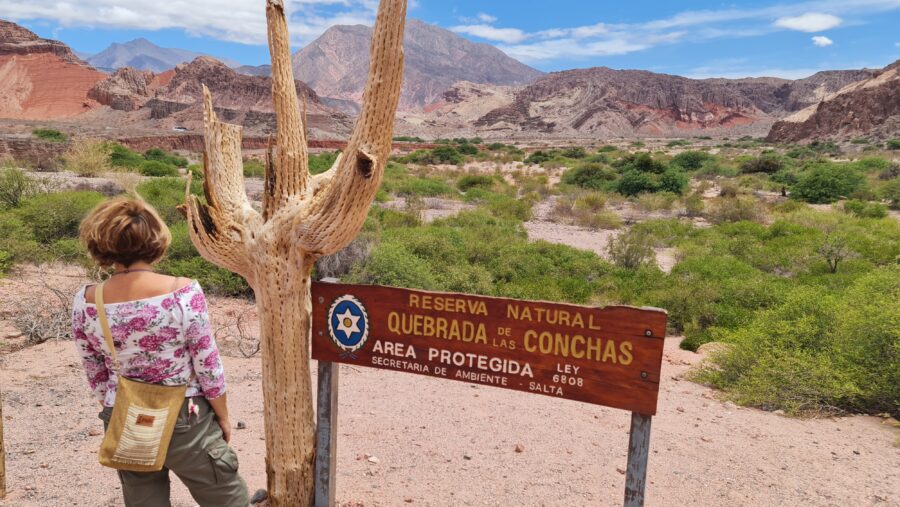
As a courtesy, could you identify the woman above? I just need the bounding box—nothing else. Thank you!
[71,197,250,507]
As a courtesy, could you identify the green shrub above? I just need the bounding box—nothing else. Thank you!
[885,139,900,150]
[161,256,250,296]
[671,151,713,171]
[607,229,656,269]
[524,151,554,165]
[693,267,899,416]
[616,170,657,196]
[139,160,179,177]
[740,154,785,174]
[562,163,616,190]
[881,179,900,210]
[349,242,440,290]
[598,145,618,153]
[144,148,188,168]
[792,164,866,204]
[33,129,67,143]
[457,144,479,156]
[243,159,265,178]
[0,167,38,209]
[107,143,145,168]
[136,177,201,224]
[843,200,888,219]
[14,191,103,243]
[615,153,668,174]
[309,151,340,174]
[457,174,494,192]
[666,140,691,148]
[393,136,425,143]
[658,169,689,195]
[187,164,203,180]
[560,147,587,159]
[487,143,506,151]
[0,213,41,271]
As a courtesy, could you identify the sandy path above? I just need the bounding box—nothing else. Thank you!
[1,337,897,507]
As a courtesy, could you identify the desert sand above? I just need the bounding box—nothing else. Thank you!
[1,319,897,506]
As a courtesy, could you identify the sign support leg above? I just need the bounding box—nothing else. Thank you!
[314,361,339,507]
[623,412,652,507]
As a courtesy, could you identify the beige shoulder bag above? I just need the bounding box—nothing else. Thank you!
[95,282,189,472]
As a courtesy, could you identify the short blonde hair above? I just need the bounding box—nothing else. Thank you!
[79,197,172,268]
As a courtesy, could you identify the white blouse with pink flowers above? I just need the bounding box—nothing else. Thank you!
[71,280,226,407]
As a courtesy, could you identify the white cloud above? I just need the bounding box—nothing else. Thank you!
[450,24,527,44]
[0,0,378,46]
[476,13,497,23]
[812,35,834,46]
[774,12,842,32]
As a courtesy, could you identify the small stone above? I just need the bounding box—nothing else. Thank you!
[773,410,785,416]
[616,467,626,475]
[463,454,472,460]
[236,421,247,430]
[852,450,860,455]
[404,498,414,503]
[250,489,268,504]
[700,436,712,443]
[367,456,380,464]
[39,463,49,468]
[676,406,685,413]
[88,428,102,437]
[514,444,525,453]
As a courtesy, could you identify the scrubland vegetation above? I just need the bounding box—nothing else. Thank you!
[1,137,897,417]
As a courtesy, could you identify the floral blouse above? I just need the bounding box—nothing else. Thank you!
[71,280,226,407]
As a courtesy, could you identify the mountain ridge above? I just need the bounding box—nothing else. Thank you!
[86,38,239,73]
[293,19,543,110]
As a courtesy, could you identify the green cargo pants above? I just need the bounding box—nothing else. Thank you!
[100,397,250,507]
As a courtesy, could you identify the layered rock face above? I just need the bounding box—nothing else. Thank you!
[0,19,105,119]
[465,66,883,138]
[767,61,900,143]
[293,19,542,109]
[87,67,156,111]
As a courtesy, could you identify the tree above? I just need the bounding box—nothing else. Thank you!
[180,0,407,504]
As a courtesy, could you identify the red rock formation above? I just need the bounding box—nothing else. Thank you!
[0,20,105,119]
[87,67,156,111]
[767,61,900,143]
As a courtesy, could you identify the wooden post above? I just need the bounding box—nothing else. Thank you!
[314,361,338,507]
[623,413,652,507]
[1,385,5,498]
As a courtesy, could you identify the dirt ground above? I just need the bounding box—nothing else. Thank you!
[1,331,897,507]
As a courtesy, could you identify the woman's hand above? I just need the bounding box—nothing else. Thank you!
[218,416,232,443]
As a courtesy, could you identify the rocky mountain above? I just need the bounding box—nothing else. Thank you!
[461,67,881,138]
[86,38,239,73]
[293,19,543,110]
[767,61,900,143]
[87,57,352,136]
[235,64,272,77]
[0,19,105,119]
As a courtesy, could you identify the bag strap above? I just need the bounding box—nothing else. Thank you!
[95,283,121,375]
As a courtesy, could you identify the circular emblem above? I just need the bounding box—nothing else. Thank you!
[327,295,370,354]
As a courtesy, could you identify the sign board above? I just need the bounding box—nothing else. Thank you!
[311,283,667,415]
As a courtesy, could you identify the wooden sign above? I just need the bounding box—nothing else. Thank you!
[311,283,667,415]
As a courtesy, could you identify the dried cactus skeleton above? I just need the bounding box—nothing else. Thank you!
[180,0,407,504]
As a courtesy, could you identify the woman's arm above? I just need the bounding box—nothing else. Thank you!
[180,283,232,440]
[207,394,232,442]
[72,303,111,406]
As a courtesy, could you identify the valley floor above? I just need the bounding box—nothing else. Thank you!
[0,311,896,506]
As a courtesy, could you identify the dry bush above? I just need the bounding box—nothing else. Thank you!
[682,192,706,217]
[316,235,375,280]
[62,138,113,177]
[707,196,767,224]
[214,307,261,358]
[635,192,678,212]
[9,267,89,344]
[550,192,621,230]
[0,167,38,208]
[607,229,656,268]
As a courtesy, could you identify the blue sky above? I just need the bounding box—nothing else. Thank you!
[4,0,900,79]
